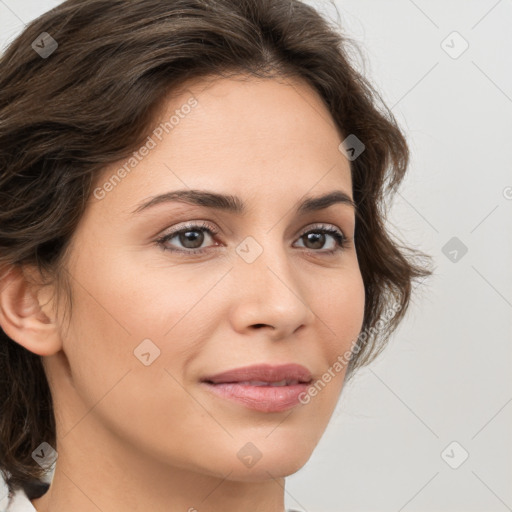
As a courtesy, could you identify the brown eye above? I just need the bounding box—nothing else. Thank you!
[302,231,327,250]
[294,225,349,255]
[174,229,207,249]
[156,221,218,255]
[155,222,350,256]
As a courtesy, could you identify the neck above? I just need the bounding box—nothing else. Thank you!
[30,421,287,512]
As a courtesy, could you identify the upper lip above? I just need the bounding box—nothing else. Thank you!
[201,363,313,384]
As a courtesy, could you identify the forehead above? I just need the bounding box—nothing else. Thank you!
[164,73,346,152]
[90,74,352,218]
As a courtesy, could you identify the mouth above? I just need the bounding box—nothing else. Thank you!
[200,363,313,413]
[215,378,306,386]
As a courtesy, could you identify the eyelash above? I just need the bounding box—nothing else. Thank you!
[155,220,351,257]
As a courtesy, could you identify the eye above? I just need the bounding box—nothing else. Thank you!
[155,221,351,256]
[155,220,219,255]
[295,224,351,255]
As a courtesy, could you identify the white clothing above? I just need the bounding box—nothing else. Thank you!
[2,486,37,512]
[2,485,303,512]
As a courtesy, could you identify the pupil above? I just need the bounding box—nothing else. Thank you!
[181,230,203,249]
[306,232,324,249]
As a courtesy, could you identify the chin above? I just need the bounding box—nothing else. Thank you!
[225,452,313,482]
[222,435,319,481]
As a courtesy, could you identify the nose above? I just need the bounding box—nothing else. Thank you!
[228,236,316,340]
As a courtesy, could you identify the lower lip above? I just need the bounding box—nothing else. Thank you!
[201,382,311,412]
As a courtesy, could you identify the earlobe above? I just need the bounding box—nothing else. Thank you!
[0,264,62,356]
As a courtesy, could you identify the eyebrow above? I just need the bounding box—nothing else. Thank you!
[131,189,357,216]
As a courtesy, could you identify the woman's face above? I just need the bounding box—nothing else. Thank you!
[47,74,365,481]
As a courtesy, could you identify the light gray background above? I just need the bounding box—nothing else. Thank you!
[0,1,511,511]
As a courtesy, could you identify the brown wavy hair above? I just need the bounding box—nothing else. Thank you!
[0,0,433,499]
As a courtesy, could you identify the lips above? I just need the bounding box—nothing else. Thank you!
[200,363,313,413]
[201,363,313,385]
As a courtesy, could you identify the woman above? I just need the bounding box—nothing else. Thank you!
[0,0,432,511]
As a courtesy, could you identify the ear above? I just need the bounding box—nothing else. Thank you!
[0,263,62,356]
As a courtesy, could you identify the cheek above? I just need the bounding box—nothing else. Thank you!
[61,248,219,412]
[320,265,366,356]
[292,265,365,414]
[59,267,206,459]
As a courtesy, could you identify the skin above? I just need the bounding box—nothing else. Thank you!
[0,74,365,512]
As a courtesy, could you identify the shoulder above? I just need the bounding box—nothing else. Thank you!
[3,485,40,512]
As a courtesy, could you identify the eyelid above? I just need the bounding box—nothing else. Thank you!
[298,222,344,235]
[158,220,219,239]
